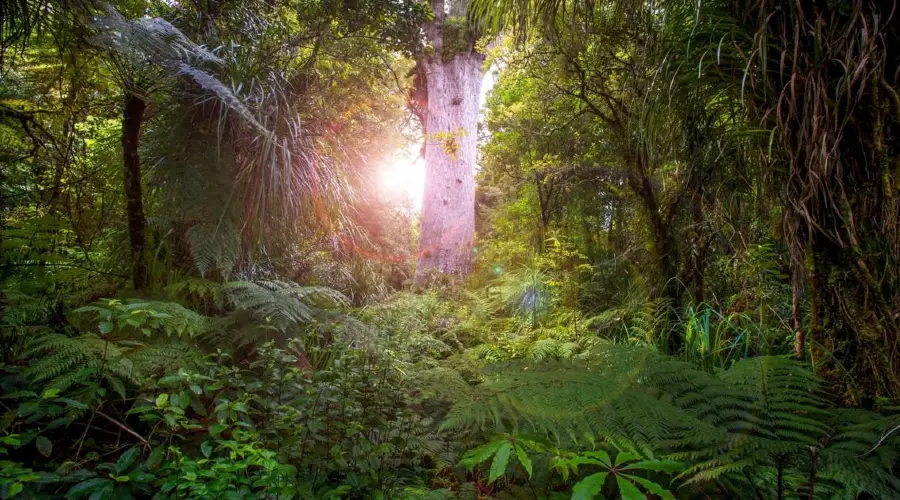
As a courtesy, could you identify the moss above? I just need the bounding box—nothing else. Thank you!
[441,16,473,62]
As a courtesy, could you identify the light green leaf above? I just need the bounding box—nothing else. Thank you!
[514,443,533,477]
[616,475,647,500]
[9,482,23,497]
[488,442,512,483]
[571,472,608,500]
[155,393,169,407]
[201,441,212,458]
[41,388,60,399]
[460,438,505,469]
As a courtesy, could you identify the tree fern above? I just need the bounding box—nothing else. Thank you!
[441,345,900,497]
[220,280,348,332]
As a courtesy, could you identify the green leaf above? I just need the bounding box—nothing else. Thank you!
[616,475,647,500]
[9,482,23,497]
[584,450,611,467]
[571,472,608,500]
[35,436,52,457]
[624,460,684,474]
[514,443,533,477]
[201,441,212,458]
[2,390,37,400]
[208,422,228,437]
[488,442,512,483]
[46,416,73,430]
[67,477,109,497]
[88,482,114,500]
[460,438,505,469]
[623,474,675,500]
[155,394,169,407]
[116,447,141,474]
[0,411,16,432]
[613,451,640,466]
[145,447,164,469]
[99,321,114,334]
[106,376,126,401]
[41,388,61,399]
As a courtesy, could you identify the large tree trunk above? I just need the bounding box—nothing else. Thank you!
[413,0,484,284]
[122,90,148,290]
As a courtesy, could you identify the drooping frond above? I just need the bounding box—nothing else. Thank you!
[443,344,729,455]
[220,280,349,332]
[92,6,354,234]
[186,222,240,279]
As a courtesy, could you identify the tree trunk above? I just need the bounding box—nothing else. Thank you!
[414,0,484,283]
[122,91,148,290]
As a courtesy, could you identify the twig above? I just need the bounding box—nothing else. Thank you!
[862,422,900,457]
[95,410,151,450]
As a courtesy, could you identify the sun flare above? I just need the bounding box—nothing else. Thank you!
[379,145,425,210]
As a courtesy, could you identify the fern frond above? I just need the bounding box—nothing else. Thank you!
[222,280,348,332]
[186,222,240,279]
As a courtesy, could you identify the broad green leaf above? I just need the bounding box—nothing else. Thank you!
[460,438,505,469]
[201,441,213,458]
[624,474,675,500]
[488,442,512,483]
[67,477,109,497]
[613,451,640,465]
[616,475,647,500]
[514,443,533,477]
[571,472,608,500]
[9,482,23,497]
[88,482,114,500]
[208,422,228,437]
[35,436,52,457]
[116,447,141,474]
[158,375,182,385]
[99,321,114,334]
[584,450,611,467]
[145,447,164,469]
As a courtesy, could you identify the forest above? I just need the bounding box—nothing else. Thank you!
[1,0,899,498]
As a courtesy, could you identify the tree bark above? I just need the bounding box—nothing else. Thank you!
[414,0,484,283]
[122,91,148,290]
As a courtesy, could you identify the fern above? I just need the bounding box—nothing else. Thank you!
[441,345,900,497]
[586,296,671,348]
[220,280,348,332]
[24,333,134,388]
[186,222,240,279]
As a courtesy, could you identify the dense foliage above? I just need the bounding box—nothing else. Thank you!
[1,0,898,498]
